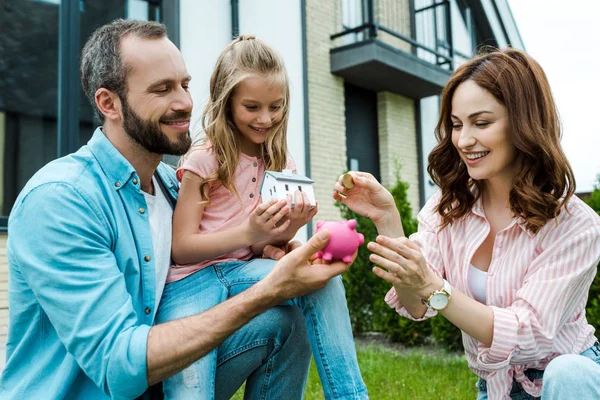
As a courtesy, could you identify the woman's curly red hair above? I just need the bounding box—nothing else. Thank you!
[428,48,575,234]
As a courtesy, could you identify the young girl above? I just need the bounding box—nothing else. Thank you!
[156,35,368,400]
[334,48,600,400]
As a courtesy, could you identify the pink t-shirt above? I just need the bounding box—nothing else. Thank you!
[167,144,295,283]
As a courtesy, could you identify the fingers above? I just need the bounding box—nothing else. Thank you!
[375,236,420,260]
[286,240,303,252]
[334,182,349,197]
[273,218,292,235]
[323,260,351,278]
[367,240,410,266]
[254,198,278,213]
[369,253,406,277]
[291,229,329,261]
[306,202,319,221]
[293,191,306,214]
[262,244,286,261]
[333,190,346,203]
[258,199,289,225]
[372,266,402,286]
[334,171,376,199]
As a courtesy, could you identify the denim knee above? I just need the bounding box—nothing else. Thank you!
[256,307,309,353]
[544,354,588,384]
[542,353,600,400]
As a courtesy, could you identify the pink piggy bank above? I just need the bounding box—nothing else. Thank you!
[314,220,364,263]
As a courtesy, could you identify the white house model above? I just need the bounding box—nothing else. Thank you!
[260,169,316,208]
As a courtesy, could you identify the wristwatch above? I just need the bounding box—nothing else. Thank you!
[422,279,452,311]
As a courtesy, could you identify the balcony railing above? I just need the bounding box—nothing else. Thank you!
[331,0,468,71]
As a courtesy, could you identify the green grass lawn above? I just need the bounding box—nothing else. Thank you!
[233,344,478,399]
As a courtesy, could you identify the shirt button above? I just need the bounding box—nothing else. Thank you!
[249,193,255,198]
[252,177,256,182]
[139,208,145,214]
[144,255,151,262]
[133,178,138,185]
[145,307,151,315]
[115,182,121,187]
[253,162,257,167]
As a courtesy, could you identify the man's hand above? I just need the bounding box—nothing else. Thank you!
[261,230,356,302]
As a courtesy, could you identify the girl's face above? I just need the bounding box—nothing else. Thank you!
[230,75,285,157]
[450,80,518,184]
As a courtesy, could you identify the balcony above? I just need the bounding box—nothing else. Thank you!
[330,0,465,99]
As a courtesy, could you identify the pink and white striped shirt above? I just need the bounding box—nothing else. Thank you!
[385,191,600,399]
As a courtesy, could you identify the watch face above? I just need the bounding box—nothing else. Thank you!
[430,293,449,310]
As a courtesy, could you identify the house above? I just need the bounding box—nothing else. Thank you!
[0,0,527,348]
[260,169,317,208]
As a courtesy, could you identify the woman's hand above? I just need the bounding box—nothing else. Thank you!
[332,171,397,224]
[246,198,292,243]
[367,235,442,298]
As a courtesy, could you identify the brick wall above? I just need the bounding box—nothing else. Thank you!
[376,0,412,53]
[306,0,347,224]
[377,92,420,215]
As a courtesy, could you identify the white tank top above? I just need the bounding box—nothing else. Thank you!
[468,264,487,304]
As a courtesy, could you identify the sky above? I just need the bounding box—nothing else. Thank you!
[507,0,600,192]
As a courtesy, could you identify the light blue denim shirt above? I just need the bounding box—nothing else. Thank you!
[0,128,179,399]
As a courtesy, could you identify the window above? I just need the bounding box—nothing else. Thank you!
[0,0,179,231]
[341,0,365,44]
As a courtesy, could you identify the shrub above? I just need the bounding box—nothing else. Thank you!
[337,169,462,350]
[583,175,600,332]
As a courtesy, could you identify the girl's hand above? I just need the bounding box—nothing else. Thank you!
[367,236,441,298]
[247,198,292,242]
[284,191,319,232]
[332,171,396,223]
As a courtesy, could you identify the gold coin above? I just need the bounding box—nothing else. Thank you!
[341,173,355,189]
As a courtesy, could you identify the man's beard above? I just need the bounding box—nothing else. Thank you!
[121,98,192,156]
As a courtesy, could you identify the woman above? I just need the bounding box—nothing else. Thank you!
[334,48,600,399]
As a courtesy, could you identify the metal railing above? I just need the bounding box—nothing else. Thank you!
[331,0,458,71]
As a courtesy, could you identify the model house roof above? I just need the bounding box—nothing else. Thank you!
[264,170,314,184]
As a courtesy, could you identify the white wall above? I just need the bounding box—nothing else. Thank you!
[239,0,308,241]
[481,0,508,48]
[420,95,440,202]
[179,0,308,241]
[239,0,306,177]
[180,0,232,137]
[450,0,473,66]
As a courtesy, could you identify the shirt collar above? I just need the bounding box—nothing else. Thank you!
[471,194,536,238]
[87,127,136,190]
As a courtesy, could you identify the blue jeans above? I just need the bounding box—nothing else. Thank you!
[476,341,600,399]
[156,259,368,399]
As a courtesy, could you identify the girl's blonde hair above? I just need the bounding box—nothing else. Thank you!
[186,34,290,203]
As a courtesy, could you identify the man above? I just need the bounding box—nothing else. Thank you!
[0,19,352,399]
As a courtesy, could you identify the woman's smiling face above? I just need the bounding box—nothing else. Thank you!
[451,79,518,183]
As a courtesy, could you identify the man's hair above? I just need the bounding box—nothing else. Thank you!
[80,19,167,122]
[428,47,575,234]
